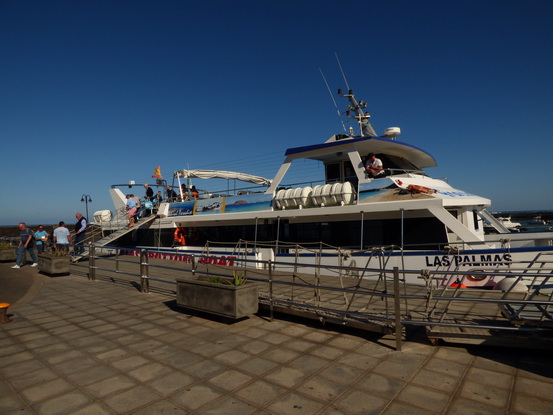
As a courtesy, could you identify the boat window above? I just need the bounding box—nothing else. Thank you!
[325,163,341,183]
[325,160,357,186]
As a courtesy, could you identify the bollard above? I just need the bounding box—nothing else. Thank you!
[0,303,13,323]
[393,267,402,352]
[268,260,274,322]
[88,243,96,281]
[140,249,149,293]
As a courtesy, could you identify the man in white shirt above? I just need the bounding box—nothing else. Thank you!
[365,153,384,178]
[53,221,72,254]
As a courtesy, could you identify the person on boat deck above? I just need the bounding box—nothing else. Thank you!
[53,221,72,254]
[126,194,138,227]
[144,184,154,200]
[155,191,163,205]
[364,153,384,178]
[74,213,87,255]
[180,184,188,201]
[166,185,177,202]
[191,185,199,199]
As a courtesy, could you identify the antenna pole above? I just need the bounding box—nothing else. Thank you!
[335,52,350,91]
[319,68,347,133]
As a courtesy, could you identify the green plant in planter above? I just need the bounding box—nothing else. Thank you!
[207,270,247,286]
[0,241,13,249]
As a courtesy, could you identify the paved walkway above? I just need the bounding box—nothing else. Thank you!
[1,262,553,414]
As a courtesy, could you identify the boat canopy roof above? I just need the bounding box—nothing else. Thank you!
[285,135,437,169]
[174,169,272,185]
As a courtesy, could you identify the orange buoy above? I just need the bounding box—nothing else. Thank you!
[407,184,436,194]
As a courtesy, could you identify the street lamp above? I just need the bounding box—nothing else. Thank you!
[81,194,92,220]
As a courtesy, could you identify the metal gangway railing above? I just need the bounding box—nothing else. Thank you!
[67,242,553,351]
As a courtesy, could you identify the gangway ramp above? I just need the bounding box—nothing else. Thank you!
[72,215,157,262]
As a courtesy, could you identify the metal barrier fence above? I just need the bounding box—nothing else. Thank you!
[77,244,553,351]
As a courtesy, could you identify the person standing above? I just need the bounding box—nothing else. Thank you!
[34,225,48,254]
[166,185,177,202]
[126,194,138,227]
[12,222,38,269]
[144,184,154,201]
[74,213,87,255]
[53,221,72,253]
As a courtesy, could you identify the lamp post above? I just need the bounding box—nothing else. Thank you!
[81,194,92,220]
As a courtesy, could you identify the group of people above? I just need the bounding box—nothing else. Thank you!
[165,184,200,202]
[11,213,88,269]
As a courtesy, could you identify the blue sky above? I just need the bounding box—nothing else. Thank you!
[1,1,552,226]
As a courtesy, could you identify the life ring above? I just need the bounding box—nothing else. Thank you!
[174,227,186,246]
[466,270,487,281]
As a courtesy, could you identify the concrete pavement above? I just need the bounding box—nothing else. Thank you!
[1,261,553,414]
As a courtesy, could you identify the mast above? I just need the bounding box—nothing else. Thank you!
[338,89,378,137]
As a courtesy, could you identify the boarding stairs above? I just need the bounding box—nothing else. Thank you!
[71,215,157,262]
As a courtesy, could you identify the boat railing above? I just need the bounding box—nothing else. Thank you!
[73,243,553,350]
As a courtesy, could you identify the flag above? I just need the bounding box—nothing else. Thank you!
[152,166,162,179]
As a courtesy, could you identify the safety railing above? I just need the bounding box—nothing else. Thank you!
[69,243,553,351]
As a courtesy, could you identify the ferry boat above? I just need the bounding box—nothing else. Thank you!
[93,89,553,289]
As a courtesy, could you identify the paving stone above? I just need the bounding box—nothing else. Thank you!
[129,399,189,414]
[54,356,99,375]
[458,380,510,408]
[128,362,174,382]
[213,349,254,366]
[395,384,451,413]
[65,365,119,386]
[84,375,137,398]
[319,361,365,384]
[265,366,309,388]
[234,379,286,406]
[104,385,161,413]
[465,366,513,390]
[236,357,280,376]
[422,357,467,378]
[169,384,223,411]
[447,396,507,415]
[288,354,331,374]
[110,355,151,371]
[511,392,553,415]
[149,371,196,395]
[200,395,258,415]
[208,369,253,392]
[334,388,390,414]
[0,393,28,413]
[180,359,226,380]
[32,391,91,415]
[67,402,115,415]
[265,391,326,414]
[354,372,407,399]
[261,347,299,364]
[296,376,349,402]
[21,378,75,404]
[410,368,460,394]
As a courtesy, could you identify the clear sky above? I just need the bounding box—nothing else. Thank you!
[1,1,552,226]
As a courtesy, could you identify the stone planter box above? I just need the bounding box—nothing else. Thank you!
[0,248,16,262]
[38,254,71,276]
[176,276,259,319]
